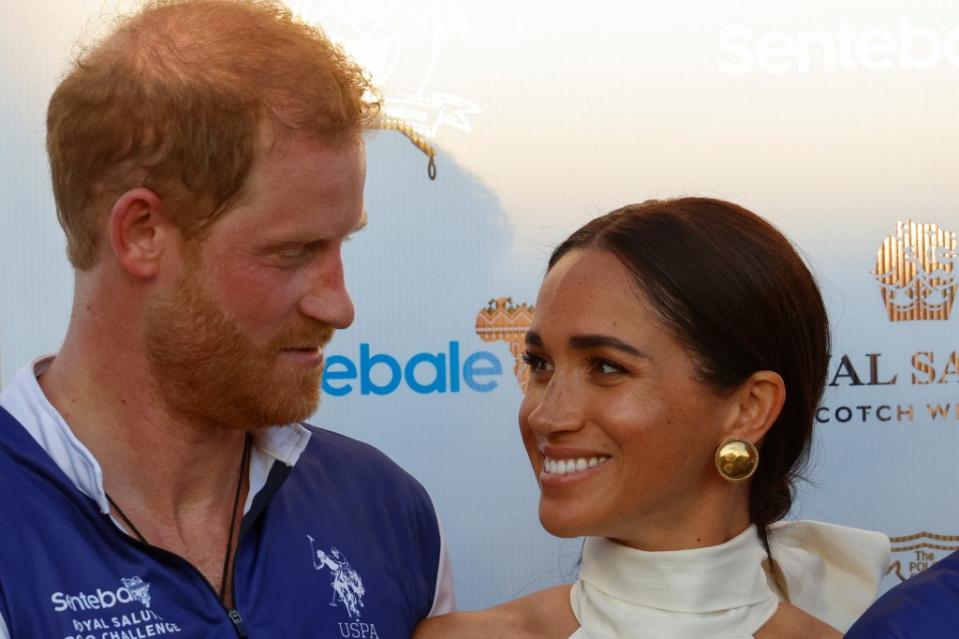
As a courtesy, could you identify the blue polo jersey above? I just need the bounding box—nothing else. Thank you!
[0,405,446,638]
[845,551,959,639]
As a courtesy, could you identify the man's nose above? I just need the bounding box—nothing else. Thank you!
[297,249,355,329]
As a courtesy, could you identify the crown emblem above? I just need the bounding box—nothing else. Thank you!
[874,220,957,321]
[475,297,534,391]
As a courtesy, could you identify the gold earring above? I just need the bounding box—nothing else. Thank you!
[715,438,759,482]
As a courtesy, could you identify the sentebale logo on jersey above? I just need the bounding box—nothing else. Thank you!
[51,577,149,613]
[52,577,184,637]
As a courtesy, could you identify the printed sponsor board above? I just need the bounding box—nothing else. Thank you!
[887,532,959,582]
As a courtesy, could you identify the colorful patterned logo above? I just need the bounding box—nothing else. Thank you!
[475,297,534,391]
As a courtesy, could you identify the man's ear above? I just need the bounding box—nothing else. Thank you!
[108,187,174,279]
[722,371,787,444]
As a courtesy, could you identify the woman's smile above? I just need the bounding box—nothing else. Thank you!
[539,450,612,486]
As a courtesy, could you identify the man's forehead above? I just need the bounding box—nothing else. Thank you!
[243,128,364,189]
[254,118,364,155]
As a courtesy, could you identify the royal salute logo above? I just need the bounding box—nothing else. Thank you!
[475,297,535,391]
[886,532,959,582]
[813,221,959,422]
[874,220,958,321]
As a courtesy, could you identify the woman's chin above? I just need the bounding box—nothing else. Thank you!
[538,506,595,539]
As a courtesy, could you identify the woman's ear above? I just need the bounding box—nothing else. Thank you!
[723,371,786,443]
[108,187,173,279]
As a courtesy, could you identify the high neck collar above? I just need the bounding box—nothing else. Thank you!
[571,525,779,639]
[579,525,773,613]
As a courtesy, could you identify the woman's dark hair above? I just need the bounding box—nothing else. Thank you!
[549,197,830,555]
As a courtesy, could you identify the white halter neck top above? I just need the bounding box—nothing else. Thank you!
[569,520,889,639]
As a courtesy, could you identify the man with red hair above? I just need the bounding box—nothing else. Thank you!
[0,2,453,636]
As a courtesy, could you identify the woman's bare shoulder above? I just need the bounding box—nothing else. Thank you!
[414,585,577,639]
[754,603,842,639]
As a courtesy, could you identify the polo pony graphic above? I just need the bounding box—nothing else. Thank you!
[307,535,366,619]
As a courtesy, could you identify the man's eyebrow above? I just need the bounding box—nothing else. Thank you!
[568,334,649,358]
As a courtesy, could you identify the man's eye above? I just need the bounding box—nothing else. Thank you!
[276,246,312,262]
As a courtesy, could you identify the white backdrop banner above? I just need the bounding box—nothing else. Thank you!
[2,0,958,611]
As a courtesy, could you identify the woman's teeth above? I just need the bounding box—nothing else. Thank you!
[543,456,610,475]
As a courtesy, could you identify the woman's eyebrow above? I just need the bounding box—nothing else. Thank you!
[568,334,649,358]
[524,331,649,359]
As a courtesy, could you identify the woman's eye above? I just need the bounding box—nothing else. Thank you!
[591,358,625,376]
[522,352,551,373]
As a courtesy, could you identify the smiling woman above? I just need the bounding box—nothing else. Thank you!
[415,198,890,639]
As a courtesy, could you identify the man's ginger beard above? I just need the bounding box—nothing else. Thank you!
[144,249,334,431]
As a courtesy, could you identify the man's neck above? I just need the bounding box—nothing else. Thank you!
[39,327,250,597]
[40,339,249,515]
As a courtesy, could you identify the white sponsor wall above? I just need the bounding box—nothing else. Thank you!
[2,0,958,610]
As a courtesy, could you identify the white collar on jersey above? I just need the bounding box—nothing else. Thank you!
[569,520,890,639]
[0,354,312,517]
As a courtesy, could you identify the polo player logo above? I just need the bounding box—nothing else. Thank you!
[121,576,151,609]
[307,535,366,619]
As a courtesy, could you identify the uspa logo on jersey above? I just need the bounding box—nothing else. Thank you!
[308,536,366,618]
[886,532,959,582]
[875,220,957,321]
[475,297,534,391]
[307,536,380,638]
